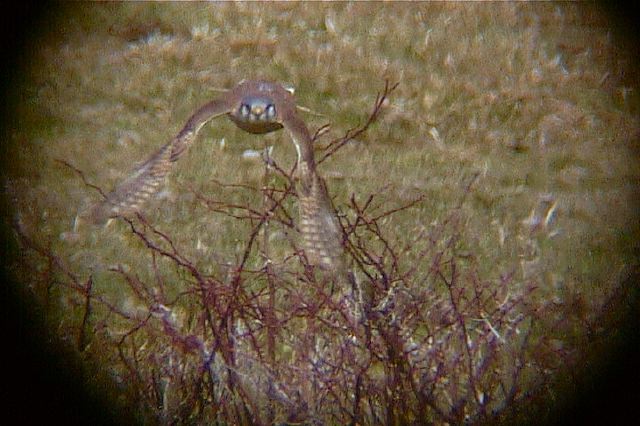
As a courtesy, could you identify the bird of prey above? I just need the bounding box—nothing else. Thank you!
[80,80,345,272]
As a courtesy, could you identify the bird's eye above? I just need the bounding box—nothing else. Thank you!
[265,104,276,120]
[239,103,251,118]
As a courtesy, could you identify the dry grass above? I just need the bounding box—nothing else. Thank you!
[4,2,639,425]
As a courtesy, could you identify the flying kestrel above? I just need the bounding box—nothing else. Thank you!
[81,80,344,272]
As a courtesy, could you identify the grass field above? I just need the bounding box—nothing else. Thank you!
[5,2,639,424]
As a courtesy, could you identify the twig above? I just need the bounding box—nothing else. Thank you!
[55,158,108,199]
[318,80,399,164]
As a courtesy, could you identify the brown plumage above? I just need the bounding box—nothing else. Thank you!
[297,166,345,271]
[79,80,345,272]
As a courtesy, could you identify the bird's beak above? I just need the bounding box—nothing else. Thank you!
[252,104,265,116]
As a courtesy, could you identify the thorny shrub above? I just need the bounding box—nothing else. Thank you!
[14,82,576,425]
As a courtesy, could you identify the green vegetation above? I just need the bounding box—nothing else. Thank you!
[5,2,638,424]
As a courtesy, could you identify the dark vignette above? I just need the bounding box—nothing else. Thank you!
[0,2,637,425]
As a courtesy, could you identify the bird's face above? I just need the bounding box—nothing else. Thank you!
[227,80,294,134]
[230,95,282,134]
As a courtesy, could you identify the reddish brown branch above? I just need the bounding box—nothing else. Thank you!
[318,80,399,164]
[55,158,109,199]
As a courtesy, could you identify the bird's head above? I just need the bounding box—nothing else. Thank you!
[227,80,295,134]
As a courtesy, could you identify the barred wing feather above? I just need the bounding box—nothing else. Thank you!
[81,99,229,224]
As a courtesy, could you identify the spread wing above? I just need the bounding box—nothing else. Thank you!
[80,98,230,225]
[282,112,345,272]
[297,170,345,271]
